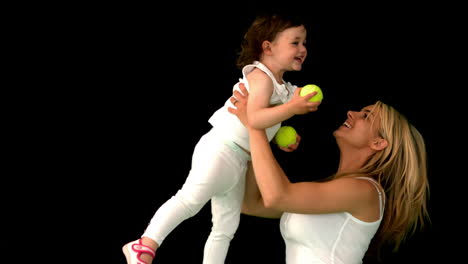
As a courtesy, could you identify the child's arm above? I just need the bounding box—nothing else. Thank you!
[232,83,302,152]
[246,69,319,129]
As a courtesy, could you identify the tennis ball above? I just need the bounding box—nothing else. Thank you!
[300,84,323,102]
[275,126,297,148]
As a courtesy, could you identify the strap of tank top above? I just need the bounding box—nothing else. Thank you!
[242,62,277,87]
[245,61,272,77]
[355,177,385,218]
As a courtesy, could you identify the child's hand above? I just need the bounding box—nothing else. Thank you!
[277,133,301,152]
[287,87,321,115]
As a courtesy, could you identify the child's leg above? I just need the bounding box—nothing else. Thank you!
[202,155,248,264]
[141,133,241,248]
[125,135,233,264]
[142,153,240,247]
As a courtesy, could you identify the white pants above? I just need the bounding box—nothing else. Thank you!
[142,128,251,264]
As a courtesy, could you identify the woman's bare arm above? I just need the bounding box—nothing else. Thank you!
[241,161,282,219]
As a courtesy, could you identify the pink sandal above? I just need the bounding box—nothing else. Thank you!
[122,239,156,264]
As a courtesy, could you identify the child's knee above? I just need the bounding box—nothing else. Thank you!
[213,217,240,236]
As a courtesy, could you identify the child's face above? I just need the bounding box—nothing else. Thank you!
[268,25,308,72]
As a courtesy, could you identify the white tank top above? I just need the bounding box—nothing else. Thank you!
[208,61,297,150]
[280,177,385,264]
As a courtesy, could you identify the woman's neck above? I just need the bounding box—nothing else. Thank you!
[336,148,374,175]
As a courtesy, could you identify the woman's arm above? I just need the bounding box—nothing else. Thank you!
[231,84,378,217]
[230,88,281,218]
[248,127,377,216]
[241,161,282,219]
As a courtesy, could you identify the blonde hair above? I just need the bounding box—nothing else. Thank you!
[336,101,430,258]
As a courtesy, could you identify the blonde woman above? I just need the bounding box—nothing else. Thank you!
[229,84,430,263]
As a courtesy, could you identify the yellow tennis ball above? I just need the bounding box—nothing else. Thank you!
[275,126,297,148]
[300,84,323,102]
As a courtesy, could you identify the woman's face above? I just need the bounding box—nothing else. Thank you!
[333,104,383,150]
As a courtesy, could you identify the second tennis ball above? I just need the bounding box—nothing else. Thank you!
[300,84,323,102]
[275,126,297,148]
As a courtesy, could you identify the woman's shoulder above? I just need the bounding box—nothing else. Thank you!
[333,176,384,221]
[351,177,384,194]
[332,176,382,198]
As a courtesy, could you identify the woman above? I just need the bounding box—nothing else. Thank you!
[228,84,430,263]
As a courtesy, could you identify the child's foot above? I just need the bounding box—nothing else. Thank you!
[122,239,155,264]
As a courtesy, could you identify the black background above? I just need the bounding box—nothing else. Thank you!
[19,1,461,263]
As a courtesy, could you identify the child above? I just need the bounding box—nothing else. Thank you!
[122,12,320,264]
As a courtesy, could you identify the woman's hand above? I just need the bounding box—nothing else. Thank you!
[228,83,249,127]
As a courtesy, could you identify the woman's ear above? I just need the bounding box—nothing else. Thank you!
[371,137,388,151]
